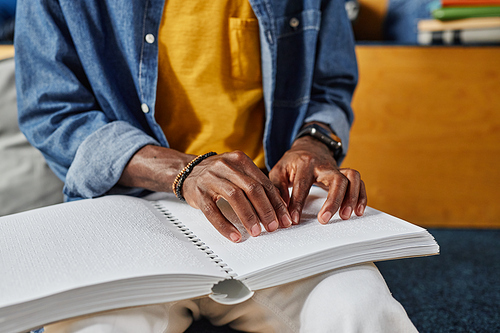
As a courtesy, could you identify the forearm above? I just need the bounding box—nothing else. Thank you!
[118,145,195,193]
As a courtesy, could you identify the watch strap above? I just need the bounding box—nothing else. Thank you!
[295,124,343,159]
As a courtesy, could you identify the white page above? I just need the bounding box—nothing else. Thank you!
[0,195,226,308]
[160,187,434,280]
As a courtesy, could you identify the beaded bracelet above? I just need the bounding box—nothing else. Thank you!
[172,152,217,202]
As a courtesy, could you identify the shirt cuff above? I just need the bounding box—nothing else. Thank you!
[63,121,160,200]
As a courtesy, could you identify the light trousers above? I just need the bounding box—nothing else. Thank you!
[46,263,418,333]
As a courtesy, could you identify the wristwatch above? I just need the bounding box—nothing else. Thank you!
[295,124,343,159]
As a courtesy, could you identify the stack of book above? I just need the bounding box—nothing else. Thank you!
[418,0,500,45]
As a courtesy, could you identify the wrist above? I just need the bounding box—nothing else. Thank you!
[172,152,218,201]
[291,135,331,155]
[118,145,195,193]
[294,123,342,159]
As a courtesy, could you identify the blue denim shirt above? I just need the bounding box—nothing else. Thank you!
[15,0,357,201]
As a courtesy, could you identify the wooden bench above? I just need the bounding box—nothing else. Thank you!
[343,0,500,228]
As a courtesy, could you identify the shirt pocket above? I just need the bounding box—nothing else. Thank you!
[229,17,262,82]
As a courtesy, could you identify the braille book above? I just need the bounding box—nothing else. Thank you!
[0,187,439,333]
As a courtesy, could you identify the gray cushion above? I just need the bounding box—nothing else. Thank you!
[0,57,63,216]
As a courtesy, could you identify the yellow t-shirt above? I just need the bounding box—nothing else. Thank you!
[155,0,266,169]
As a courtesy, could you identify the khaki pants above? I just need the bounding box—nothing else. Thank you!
[46,263,418,333]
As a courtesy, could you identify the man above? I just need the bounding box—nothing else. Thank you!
[15,0,417,331]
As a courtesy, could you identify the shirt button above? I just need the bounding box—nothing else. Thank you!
[141,103,150,113]
[289,17,299,28]
[145,34,155,44]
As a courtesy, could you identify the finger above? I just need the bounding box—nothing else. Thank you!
[198,196,242,243]
[185,166,264,238]
[288,166,315,225]
[235,158,292,229]
[268,167,293,228]
[218,178,266,237]
[318,172,349,224]
[200,152,278,234]
[338,169,362,220]
[262,184,292,229]
[355,180,367,216]
[225,172,284,233]
[269,165,290,207]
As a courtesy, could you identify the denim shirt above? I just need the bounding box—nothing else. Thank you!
[15,0,358,201]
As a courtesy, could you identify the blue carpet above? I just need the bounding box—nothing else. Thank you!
[185,229,500,332]
[377,228,500,333]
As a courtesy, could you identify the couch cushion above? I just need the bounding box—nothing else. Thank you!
[0,57,63,216]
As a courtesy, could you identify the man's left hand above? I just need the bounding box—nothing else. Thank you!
[269,134,367,225]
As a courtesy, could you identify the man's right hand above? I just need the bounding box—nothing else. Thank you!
[182,150,292,242]
[118,145,292,242]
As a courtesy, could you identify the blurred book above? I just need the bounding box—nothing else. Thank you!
[432,6,500,20]
[418,17,500,30]
[418,26,500,44]
[442,0,500,6]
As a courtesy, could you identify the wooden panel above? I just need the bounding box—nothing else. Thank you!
[0,45,14,60]
[344,46,500,228]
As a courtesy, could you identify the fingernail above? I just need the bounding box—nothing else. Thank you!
[342,207,353,219]
[357,205,366,216]
[230,232,241,243]
[321,211,332,224]
[292,211,300,224]
[251,224,261,237]
[268,220,278,232]
[282,215,293,227]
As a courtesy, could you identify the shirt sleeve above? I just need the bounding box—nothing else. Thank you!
[304,0,358,165]
[15,0,159,200]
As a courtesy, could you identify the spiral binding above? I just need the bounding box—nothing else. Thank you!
[153,202,237,278]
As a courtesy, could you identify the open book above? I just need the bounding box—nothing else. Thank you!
[0,187,439,333]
